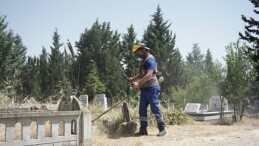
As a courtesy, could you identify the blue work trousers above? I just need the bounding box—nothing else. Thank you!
[139,86,165,131]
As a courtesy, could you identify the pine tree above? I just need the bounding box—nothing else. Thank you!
[21,56,40,98]
[0,15,27,101]
[76,20,124,100]
[66,40,78,88]
[60,48,73,95]
[39,47,49,97]
[143,5,182,97]
[0,16,12,84]
[204,49,214,76]
[184,44,219,104]
[239,0,259,81]
[6,35,27,96]
[121,24,139,77]
[48,29,64,95]
[186,43,204,71]
[0,16,23,86]
[83,62,106,103]
[121,25,140,96]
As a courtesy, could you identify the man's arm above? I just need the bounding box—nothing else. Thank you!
[132,70,153,89]
[128,74,140,83]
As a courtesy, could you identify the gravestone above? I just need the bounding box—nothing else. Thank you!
[58,95,72,111]
[200,104,208,112]
[184,103,201,113]
[95,94,108,110]
[167,102,174,110]
[58,96,82,111]
[254,100,259,110]
[79,95,88,107]
[209,96,228,111]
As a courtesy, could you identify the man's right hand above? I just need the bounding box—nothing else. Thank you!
[132,82,139,90]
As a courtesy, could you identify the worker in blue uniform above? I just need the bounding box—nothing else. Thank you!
[128,43,166,137]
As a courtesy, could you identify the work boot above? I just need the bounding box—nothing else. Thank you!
[134,130,148,136]
[157,129,166,137]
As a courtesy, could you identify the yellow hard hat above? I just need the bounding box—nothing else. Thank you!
[132,43,149,53]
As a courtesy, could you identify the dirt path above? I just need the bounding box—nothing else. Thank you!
[92,123,259,146]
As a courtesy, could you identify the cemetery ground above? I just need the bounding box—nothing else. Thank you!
[92,117,259,146]
[1,96,259,146]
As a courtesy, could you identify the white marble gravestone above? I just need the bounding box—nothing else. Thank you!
[254,100,259,110]
[79,95,88,107]
[184,103,201,113]
[209,96,228,111]
[95,94,108,110]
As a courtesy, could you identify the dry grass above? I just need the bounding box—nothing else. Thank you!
[90,103,259,146]
[0,93,11,108]
[234,117,259,126]
[1,95,259,146]
[91,117,259,146]
[0,124,5,142]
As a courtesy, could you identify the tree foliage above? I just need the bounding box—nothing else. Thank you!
[76,20,124,100]
[0,16,27,99]
[3,5,252,113]
[83,62,106,102]
[39,47,49,97]
[143,5,183,98]
[219,41,251,121]
[48,29,65,95]
[239,0,259,81]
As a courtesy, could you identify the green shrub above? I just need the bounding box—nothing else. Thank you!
[163,109,193,125]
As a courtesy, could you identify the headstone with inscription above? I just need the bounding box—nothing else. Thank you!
[184,103,201,113]
[209,96,228,111]
[95,94,108,110]
[79,95,88,107]
[254,100,259,110]
[58,96,82,111]
[58,95,72,111]
[200,104,208,112]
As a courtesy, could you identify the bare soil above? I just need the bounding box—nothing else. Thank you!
[92,118,259,146]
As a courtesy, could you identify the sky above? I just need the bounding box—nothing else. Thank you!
[0,0,257,63]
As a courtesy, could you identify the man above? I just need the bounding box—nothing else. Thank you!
[128,43,166,137]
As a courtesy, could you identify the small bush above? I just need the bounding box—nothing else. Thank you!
[164,109,193,125]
